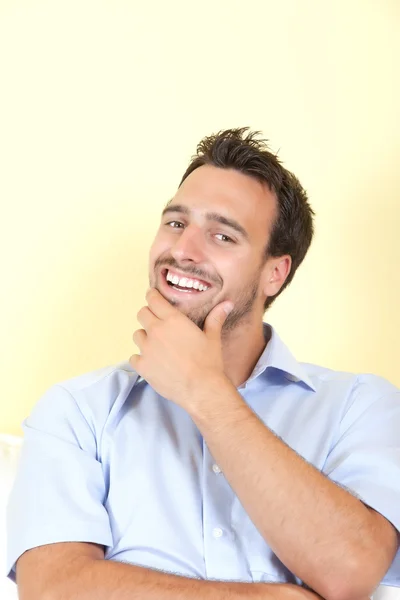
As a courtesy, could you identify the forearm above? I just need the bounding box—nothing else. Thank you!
[189,378,386,600]
[44,559,321,600]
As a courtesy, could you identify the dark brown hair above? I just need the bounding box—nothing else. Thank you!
[179,127,315,310]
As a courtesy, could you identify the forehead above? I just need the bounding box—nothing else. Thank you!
[171,165,277,237]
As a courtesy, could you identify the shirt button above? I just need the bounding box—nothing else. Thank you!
[213,527,223,538]
[212,464,221,474]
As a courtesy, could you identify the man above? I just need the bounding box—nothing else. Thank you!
[7,128,400,600]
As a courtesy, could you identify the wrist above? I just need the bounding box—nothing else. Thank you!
[188,374,249,427]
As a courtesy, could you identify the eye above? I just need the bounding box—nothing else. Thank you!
[215,233,234,243]
[166,220,184,229]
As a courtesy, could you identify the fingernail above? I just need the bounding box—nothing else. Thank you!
[224,303,233,315]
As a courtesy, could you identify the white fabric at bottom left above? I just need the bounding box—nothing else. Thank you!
[0,434,21,600]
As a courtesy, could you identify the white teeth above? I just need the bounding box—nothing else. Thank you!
[166,270,209,291]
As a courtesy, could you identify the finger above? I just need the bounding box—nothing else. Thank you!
[132,328,147,352]
[146,288,177,320]
[137,305,159,330]
[129,353,142,374]
[204,302,233,340]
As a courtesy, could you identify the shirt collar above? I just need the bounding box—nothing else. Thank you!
[245,323,316,391]
[136,323,316,392]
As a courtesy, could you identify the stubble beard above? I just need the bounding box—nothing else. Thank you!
[152,271,261,335]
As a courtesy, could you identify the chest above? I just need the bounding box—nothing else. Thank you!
[100,388,339,583]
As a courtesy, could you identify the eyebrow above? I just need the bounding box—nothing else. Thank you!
[161,203,249,240]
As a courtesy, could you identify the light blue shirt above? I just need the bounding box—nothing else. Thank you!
[6,324,400,586]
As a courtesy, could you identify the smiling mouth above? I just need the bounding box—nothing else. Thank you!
[161,268,213,294]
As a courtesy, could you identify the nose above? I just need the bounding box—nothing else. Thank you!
[170,225,206,264]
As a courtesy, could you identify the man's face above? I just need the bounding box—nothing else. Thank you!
[148,165,277,332]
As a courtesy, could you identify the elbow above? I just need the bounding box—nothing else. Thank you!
[315,557,383,600]
[321,584,373,600]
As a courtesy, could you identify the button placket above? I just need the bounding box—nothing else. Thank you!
[202,442,248,581]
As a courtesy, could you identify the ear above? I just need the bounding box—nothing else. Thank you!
[260,255,292,300]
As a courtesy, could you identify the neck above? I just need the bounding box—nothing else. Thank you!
[221,319,270,388]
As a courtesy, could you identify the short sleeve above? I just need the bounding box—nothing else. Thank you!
[323,377,400,586]
[6,384,113,582]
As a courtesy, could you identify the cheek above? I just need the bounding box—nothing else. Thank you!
[148,247,155,273]
[148,235,168,267]
[227,257,261,292]
[219,264,242,293]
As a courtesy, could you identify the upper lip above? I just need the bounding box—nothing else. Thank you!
[162,267,212,287]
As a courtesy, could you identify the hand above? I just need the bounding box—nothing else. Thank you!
[129,288,233,412]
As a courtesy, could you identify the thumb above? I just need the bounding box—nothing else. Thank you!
[204,301,233,339]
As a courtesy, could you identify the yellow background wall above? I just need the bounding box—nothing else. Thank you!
[1,0,399,435]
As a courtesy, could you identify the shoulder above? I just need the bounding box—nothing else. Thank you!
[56,359,139,406]
[27,361,141,443]
[301,361,398,394]
[300,361,400,423]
